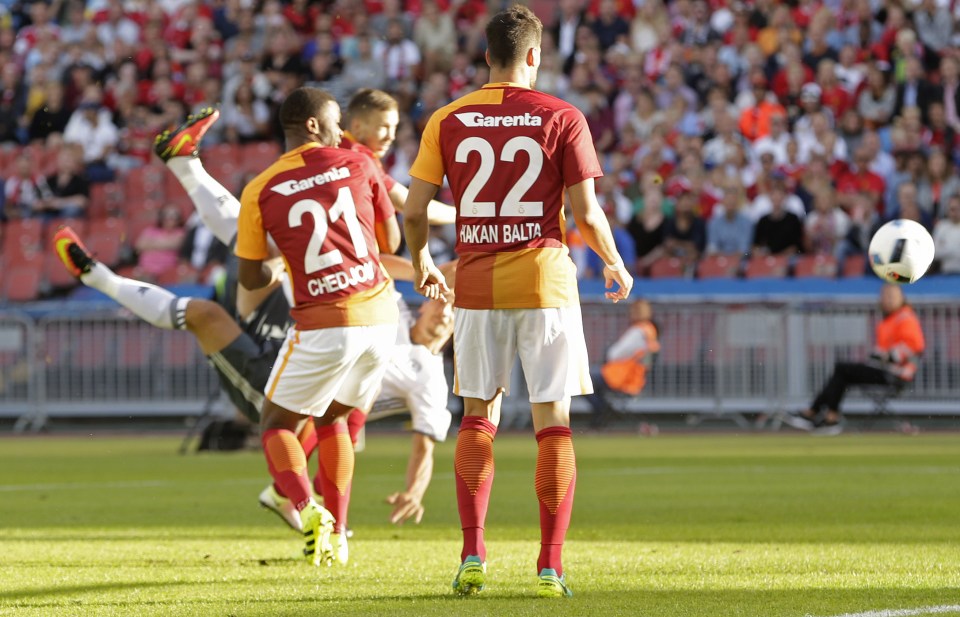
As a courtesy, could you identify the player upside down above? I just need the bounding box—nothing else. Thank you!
[54,96,456,566]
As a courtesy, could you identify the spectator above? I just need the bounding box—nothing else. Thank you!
[179,213,229,280]
[627,89,663,141]
[586,194,636,278]
[702,111,743,168]
[3,154,51,220]
[28,80,71,144]
[940,56,960,133]
[752,179,804,256]
[413,0,456,75]
[738,72,788,142]
[749,173,807,222]
[707,186,753,256]
[591,0,629,52]
[857,64,896,129]
[785,284,924,434]
[36,144,89,220]
[134,206,187,282]
[919,149,960,220]
[661,189,706,272]
[932,195,960,274]
[893,56,941,125]
[836,145,885,215]
[221,82,271,144]
[62,100,119,183]
[587,298,660,428]
[892,183,934,230]
[380,18,421,93]
[752,112,790,165]
[340,34,387,94]
[627,176,667,273]
[803,188,850,258]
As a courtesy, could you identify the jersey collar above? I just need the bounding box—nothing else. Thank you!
[482,81,530,90]
[285,142,323,158]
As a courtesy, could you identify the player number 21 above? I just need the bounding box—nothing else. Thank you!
[456,136,544,217]
[288,186,368,274]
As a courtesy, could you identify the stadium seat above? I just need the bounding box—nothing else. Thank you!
[241,142,280,175]
[744,254,789,279]
[794,254,838,278]
[44,218,88,246]
[127,211,160,245]
[697,254,741,279]
[205,161,241,193]
[86,227,124,266]
[2,219,44,261]
[88,182,125,219]
[122,165,166,202]
[44,251,79,290]
[842,254,868,277]
[648,257,686,278]
[4,256,43,302]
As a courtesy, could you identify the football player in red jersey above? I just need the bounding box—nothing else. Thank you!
[341,88,456,225]
[236,87,400,567]
[403,5,633,598]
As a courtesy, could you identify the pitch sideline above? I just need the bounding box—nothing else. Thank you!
[814,605,960,617]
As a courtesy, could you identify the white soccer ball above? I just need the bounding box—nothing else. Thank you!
[868,219,935,284]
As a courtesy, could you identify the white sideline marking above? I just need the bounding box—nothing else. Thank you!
[814,605,960,617]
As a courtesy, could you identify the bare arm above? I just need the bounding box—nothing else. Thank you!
[376,215,402,254]
[237,256,277,291]
[403,177,449,299]
[568,178,634,302]
[385,432,435,524]
[389,183,457,225]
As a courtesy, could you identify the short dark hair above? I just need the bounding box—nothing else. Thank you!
[346,88,398,125]
[279,87,336,132]
[485,5,542,68]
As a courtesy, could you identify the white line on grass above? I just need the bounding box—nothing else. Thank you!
[814,605,960,617]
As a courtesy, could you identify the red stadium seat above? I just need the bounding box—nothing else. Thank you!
[44,251,79,290]
[744,254,789,279]
[86,229,123,266]
[241,141,280,175]
[794,254,838,278]
[2,219,44,261]
[127,211,160,247]
[88,181,125,219]
[203,143,242,167]
[122,164,166,202]
[842,254,868,277]
[4,256,43,302]
[697,254,741,279]
[205,161,241,193]
[648,257,686,278]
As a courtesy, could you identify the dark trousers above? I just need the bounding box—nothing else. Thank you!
[587,367,614,427]
[811,361,895,414]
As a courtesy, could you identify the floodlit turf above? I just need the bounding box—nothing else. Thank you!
[1,433,959,617]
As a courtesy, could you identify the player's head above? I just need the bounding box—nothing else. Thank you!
[880,284,905,315]
[279,87,342,148]
[484,4,543,88]
[345,89,400,159]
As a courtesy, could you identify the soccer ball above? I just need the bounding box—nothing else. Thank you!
[868,219,935,284]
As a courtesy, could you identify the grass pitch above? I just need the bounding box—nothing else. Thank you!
[1,432,959,617]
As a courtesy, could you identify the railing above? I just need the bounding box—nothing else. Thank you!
[2,300,958,432]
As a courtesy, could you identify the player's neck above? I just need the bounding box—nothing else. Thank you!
[284,134,325,152]
[487,67,530,88]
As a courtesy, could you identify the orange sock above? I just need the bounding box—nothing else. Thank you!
[262,428,312,511]
[535,426,576,576]
[314,423,354,533]
[455,416,497,562]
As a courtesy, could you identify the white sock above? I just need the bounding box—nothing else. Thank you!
[80,263,190,330]
[166,157,240,245]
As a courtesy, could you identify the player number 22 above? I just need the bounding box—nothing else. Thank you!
[288,186,369,274]
[456,136,544,217]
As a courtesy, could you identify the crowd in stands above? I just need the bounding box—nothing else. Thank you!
[2,0,960,297]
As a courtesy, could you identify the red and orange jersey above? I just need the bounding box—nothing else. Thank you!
[236,142,398,331]
[409,82,603,310]
[339,131,397,192]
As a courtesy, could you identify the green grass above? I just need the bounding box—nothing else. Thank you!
[1,433,959,616]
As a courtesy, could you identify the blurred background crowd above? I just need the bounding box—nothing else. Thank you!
[2,0,960,292]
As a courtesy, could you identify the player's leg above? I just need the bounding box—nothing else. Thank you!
[154,108,239,245]
[517,306,591,599]
[312,401,356,540]
[450,308,515,595]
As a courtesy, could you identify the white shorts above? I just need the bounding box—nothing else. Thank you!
[453,306,593,403]
[265,323,397,417]
[378,343,452,442]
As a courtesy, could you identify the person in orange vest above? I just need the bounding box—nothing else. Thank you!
[784,284,925,435]
[588,299,660,427]
[738,72,788,142]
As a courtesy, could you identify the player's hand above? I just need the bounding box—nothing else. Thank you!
[385,491,424,525]
[412,261,450,301]
[603,266,633,303]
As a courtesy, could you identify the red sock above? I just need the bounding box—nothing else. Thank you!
[535,426,576,577]
[297,420,318,459]
[346,408,366,446]
[454,416,497,562]
[262,429,312,511]
[314,423,354,534]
